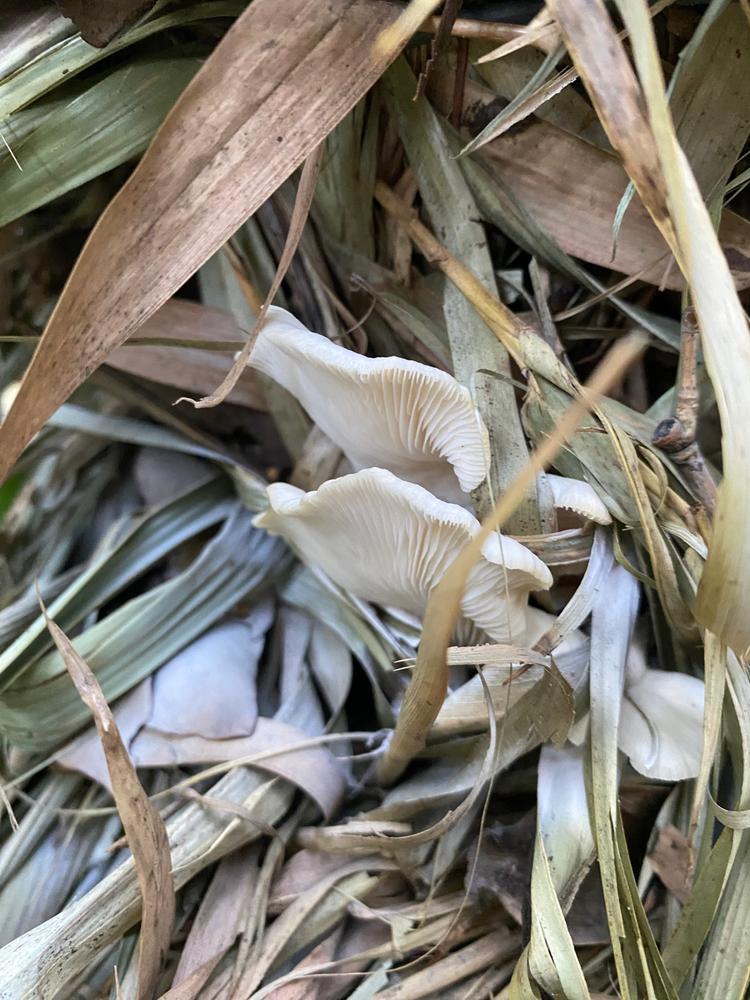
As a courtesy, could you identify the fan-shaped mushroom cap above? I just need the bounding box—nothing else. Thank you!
[249,308,489,504]
[619,645,704,781]
[547,474,612,526]
[254,468,551,643]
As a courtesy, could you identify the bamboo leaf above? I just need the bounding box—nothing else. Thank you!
[0,2,243,119]
[0,56,200,228]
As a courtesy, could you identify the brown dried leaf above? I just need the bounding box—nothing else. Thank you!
[0,0,406,486]
[268,849,364,914]
[53,0,155,46]
[170,848,258,994]
[546,0,673,242]
[262,928,341,1000]
[41,603,174,1000]
[107,299,267,411]
[478,116,750,290]
[669,3,750,203]
[648,825,693,905]
[374,928,519,999]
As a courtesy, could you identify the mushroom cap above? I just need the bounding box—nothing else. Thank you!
[547,474,612,526]
[254,468,551,643]
[619,668,705,781]
[250,307,490,503]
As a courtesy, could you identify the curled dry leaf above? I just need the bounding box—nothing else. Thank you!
[186,143,325,409]
[250,306,490,504]
[41,603,174,1000]
[254,468,551,643]
[0,0,408,486]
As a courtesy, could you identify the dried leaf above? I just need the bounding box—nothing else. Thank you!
[41,602,175,1000]
[479,117,750,290]
[0,769,293,996]
[133,448,212,508]
[668,2,750,206]
[107,299,267,411]
[648,826,692,905]
[53,0,156,47]
[131,718,346,820]
[170,848,258,993]
[0,0,407,485]
[375,929,518,999]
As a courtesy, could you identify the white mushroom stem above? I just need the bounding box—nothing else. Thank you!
[254,468,552,644]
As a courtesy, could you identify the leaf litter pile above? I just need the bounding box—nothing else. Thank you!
[1,0,750,996]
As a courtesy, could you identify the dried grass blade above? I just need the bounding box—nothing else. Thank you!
[239,858,395,997]
[375,929,517,999]
[690,632,726,840]
[40,598,175,1000]
[587,562,639,997]
[374,0,443,60]
[182,142,324,408]
[0,0,407,485]
[476,15,558,64]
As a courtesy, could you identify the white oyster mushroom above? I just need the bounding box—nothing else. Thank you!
[249,306,490,504]
[254,468,552,643]
[546,473,611,526]
[617,639,705,781]
[250,308,614,524]
[569,637,705,781]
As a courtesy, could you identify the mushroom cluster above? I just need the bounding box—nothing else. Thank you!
[249,308,704,783]
[250,306,611,645]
